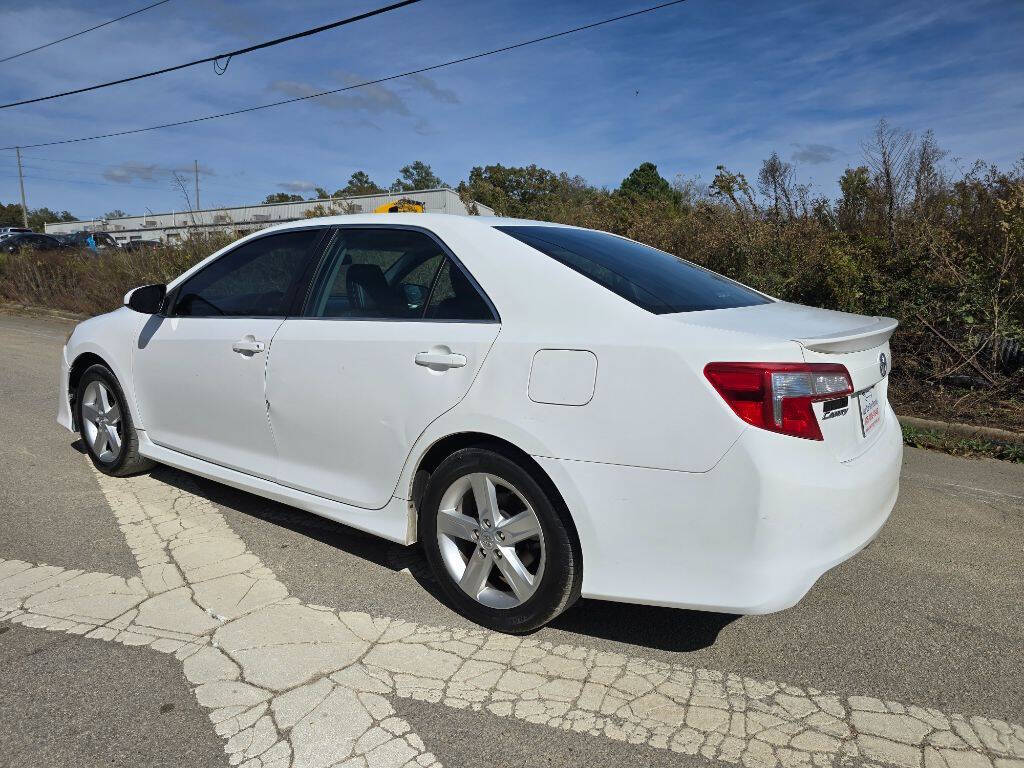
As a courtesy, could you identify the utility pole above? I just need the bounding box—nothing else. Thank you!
[16,147,28,228]
[194,160,200,212]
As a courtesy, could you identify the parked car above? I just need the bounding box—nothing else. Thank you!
[57,214,902,632]
[2,232,63,253]
[56,231,120,250]
[0,226,32,236]
[120,239,161,253]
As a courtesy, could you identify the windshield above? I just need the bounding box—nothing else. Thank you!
[495,225,771,314]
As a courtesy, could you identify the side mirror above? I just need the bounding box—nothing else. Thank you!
[124,283,167,314]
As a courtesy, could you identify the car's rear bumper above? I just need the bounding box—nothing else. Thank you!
[536,403,902,613]
[57,345,74,432]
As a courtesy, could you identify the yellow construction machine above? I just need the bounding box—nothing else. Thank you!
[373,198,425,214]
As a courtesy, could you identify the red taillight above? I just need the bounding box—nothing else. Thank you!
[703,362,853,441]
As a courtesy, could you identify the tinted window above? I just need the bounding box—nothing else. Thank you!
[305,228,447,319]
[425,259,494,321]
[496,226,770,314]
[174,229,321,317]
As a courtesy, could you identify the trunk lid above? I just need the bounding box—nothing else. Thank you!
[670,301,898,461]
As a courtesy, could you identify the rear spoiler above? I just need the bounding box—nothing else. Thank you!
[795,316,898,353]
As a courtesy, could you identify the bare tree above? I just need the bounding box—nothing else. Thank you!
[710,165,758,216]
[862,118,915,258]
[911,129,947,211]
[758,152,796,219]
[171,171,198,229]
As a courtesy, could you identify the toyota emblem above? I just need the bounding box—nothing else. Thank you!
[879,352,888,377]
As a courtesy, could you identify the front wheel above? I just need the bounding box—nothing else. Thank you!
[420,447,581,633]
[77,364,154,477]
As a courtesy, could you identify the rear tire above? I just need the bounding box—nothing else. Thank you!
[420,447,581,633]
[77,364,154,477]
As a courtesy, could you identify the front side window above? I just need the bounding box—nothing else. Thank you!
[496,225,771,314]
[305,228,495,321]
[174,229,322,317]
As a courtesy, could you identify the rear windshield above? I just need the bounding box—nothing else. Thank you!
[496,225,771,314]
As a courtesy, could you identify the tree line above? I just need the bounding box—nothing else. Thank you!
[0,202,77,231]
[262,161,444,204]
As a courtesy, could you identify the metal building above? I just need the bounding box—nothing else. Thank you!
[44,188,494,244]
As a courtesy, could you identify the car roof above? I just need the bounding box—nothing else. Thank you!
[169,213,623,317]
[259,212,584,234]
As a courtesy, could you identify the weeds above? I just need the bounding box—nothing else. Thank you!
[0,234,233,316]
[901,423,1024,463]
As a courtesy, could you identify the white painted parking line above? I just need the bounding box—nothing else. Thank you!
[2,465,1022,768]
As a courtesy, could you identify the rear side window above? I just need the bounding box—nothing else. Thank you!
[305,228,445,319]
[304,227,496,321]
[424,259,494,321]
[496,225,770,314]
[174,229,322,317]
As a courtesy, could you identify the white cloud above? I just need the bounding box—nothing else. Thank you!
[102,162,215,184]
[277,180,317,193]
[269,75,412,117]
[407,73,459,104]
[791,144,843,165]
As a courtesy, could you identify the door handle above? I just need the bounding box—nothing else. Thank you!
[415,350,467,369]
[232,336,266,355]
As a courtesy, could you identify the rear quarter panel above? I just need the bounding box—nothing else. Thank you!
[395,222,815,496]
[395,317,806,504]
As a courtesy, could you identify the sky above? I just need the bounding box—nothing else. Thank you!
[0,0,1022,220]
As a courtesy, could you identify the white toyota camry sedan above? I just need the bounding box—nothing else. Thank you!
[58,213,902,632]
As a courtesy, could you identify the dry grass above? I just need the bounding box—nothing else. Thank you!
[0,235,233,316]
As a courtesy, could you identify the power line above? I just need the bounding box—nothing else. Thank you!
[0,1,172,65]
[18,154,128,167]
[0,0,423,109]
[1,0,690,151]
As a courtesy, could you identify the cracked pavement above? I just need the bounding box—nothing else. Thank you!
[1,313,1023,768]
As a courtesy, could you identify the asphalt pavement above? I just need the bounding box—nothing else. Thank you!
[1,312,1022,768]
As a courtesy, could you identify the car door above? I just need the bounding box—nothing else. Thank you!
[265,225,501,509]
[132,227,325,477]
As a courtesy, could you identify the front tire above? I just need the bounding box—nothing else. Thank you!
[420,447,581,633]
[77,364,154,477]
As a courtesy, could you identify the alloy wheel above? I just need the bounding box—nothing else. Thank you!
[435,472,546,609]
[81,380,123,463]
